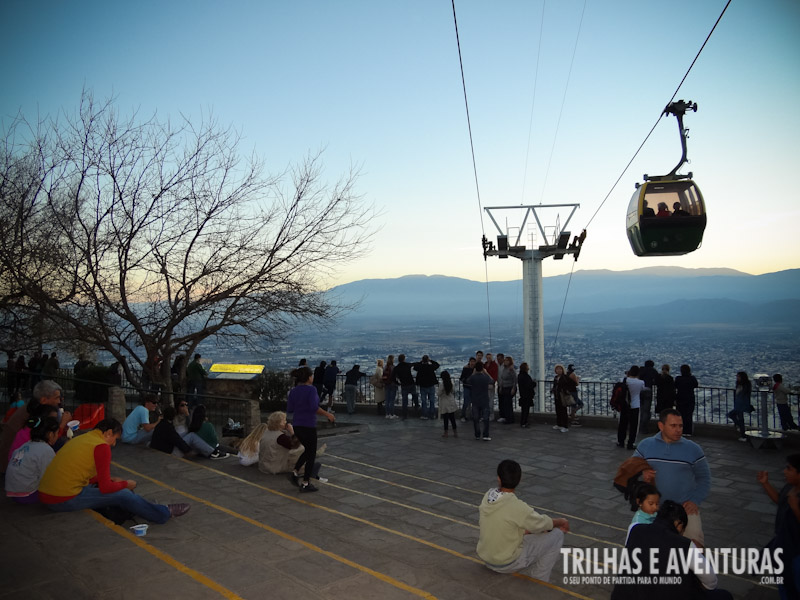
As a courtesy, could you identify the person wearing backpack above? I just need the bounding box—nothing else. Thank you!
[617,366,645,449]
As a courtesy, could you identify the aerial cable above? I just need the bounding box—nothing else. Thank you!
[451,0,493,350]
[549,0,731,361]
[538,0,587,203]
[520,0,547,203]
[582,0,732,230]
[548,259,576,363]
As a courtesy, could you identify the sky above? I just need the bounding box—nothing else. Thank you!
[2,0,799,289]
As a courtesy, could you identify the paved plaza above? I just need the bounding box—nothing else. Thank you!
[1,412,795,600]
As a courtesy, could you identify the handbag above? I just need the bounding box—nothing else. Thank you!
[560,390,576,407]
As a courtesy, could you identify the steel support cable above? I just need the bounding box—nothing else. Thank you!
[539,0,587,202]
[451,0,493,350]
[548,260,576,363]
[520,0,547,203]
[583,0,732,230]
[550,0,732,360]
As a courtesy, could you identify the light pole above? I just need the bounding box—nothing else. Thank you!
[482,204,584,411]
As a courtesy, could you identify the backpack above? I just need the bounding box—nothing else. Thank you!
[610,378,629,412]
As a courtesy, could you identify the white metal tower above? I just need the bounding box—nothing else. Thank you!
[482,204,584,410]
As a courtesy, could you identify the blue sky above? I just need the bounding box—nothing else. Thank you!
[2,0,799,287]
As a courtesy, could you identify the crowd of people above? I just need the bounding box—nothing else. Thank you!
[1,353,798,598]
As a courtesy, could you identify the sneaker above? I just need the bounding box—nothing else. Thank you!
[168,503,191,518]
[209,449,229,460]
[288,472,299,487]
[460,417,466,423]
[738,437,748,442]
[552,425,561,430]
[420,416,428,420]
[559,427,569,433]
[497,418,506,423]
[385,415,391,419]
[299,482,318,493]
[316,477,329,483]
[482,436,491,441]
[475,436,481,441]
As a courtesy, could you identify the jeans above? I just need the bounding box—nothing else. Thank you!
[639,390,653,433]
[344,384,357,414]
[727,409,746,436]
[472,405,490,438]
[385,383,397,416]
[46,485,171,524]
[172,432,215,457]
[400,385,418,418]
[461,387,471,419]
[122,428,152,445]
[293,425,318,484]
[498,389,514,422]
[618,406,639,447]
[419,386,435,418]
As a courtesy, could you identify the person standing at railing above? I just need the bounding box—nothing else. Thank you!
[774,374,799,431]
[517,362,536,429]
[393,354,418,420]
[321,360,340,412]
[313,361,326,399]
[370,359,385,415]
[638,360,659,435]
[186,354,207,409]
[654,364,676,414]
[728,371,752,442]
[674,364,699,437]
[413,355,440,420]
[459,357,476,423]
[343,364,366,415]
[383,355,397,419]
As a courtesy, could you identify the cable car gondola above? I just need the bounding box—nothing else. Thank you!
[626,100,707,257]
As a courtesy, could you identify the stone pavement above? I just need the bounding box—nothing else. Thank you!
[1,411,795,600]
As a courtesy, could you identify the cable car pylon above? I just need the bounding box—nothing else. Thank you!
[482,204,585,409]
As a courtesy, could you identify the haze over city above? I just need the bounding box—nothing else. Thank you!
[2,1,799,289]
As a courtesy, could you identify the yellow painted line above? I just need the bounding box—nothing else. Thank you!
[325,465,618,546]
[325,464,477,507]
[326,453,626,532]
[87,510,245,600]
[112,463,437,600]
[112,460,593,599]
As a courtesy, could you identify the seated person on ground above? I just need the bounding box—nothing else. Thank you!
[8,403,66,459]
[258,411,326,483]
[5,416,60,504]
[237,423,269,466]
[38,418,190,523]
[121,394,161,445]
[477,459,569,582]
[150,406,228,459]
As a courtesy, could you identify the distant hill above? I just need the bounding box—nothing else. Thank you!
[327,268,800,328]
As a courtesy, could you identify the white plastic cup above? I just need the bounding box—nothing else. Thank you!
[67,420,80,432]
[130,524,148,537]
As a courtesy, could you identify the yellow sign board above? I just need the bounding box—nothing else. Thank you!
[209,364,265,374]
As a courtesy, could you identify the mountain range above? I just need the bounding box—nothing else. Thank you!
[326,267,800,330]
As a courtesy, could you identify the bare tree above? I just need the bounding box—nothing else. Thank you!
[0,92,374,393]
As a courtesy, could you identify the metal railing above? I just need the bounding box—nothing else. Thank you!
[2,368,798,432]
[329,373,799,430]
